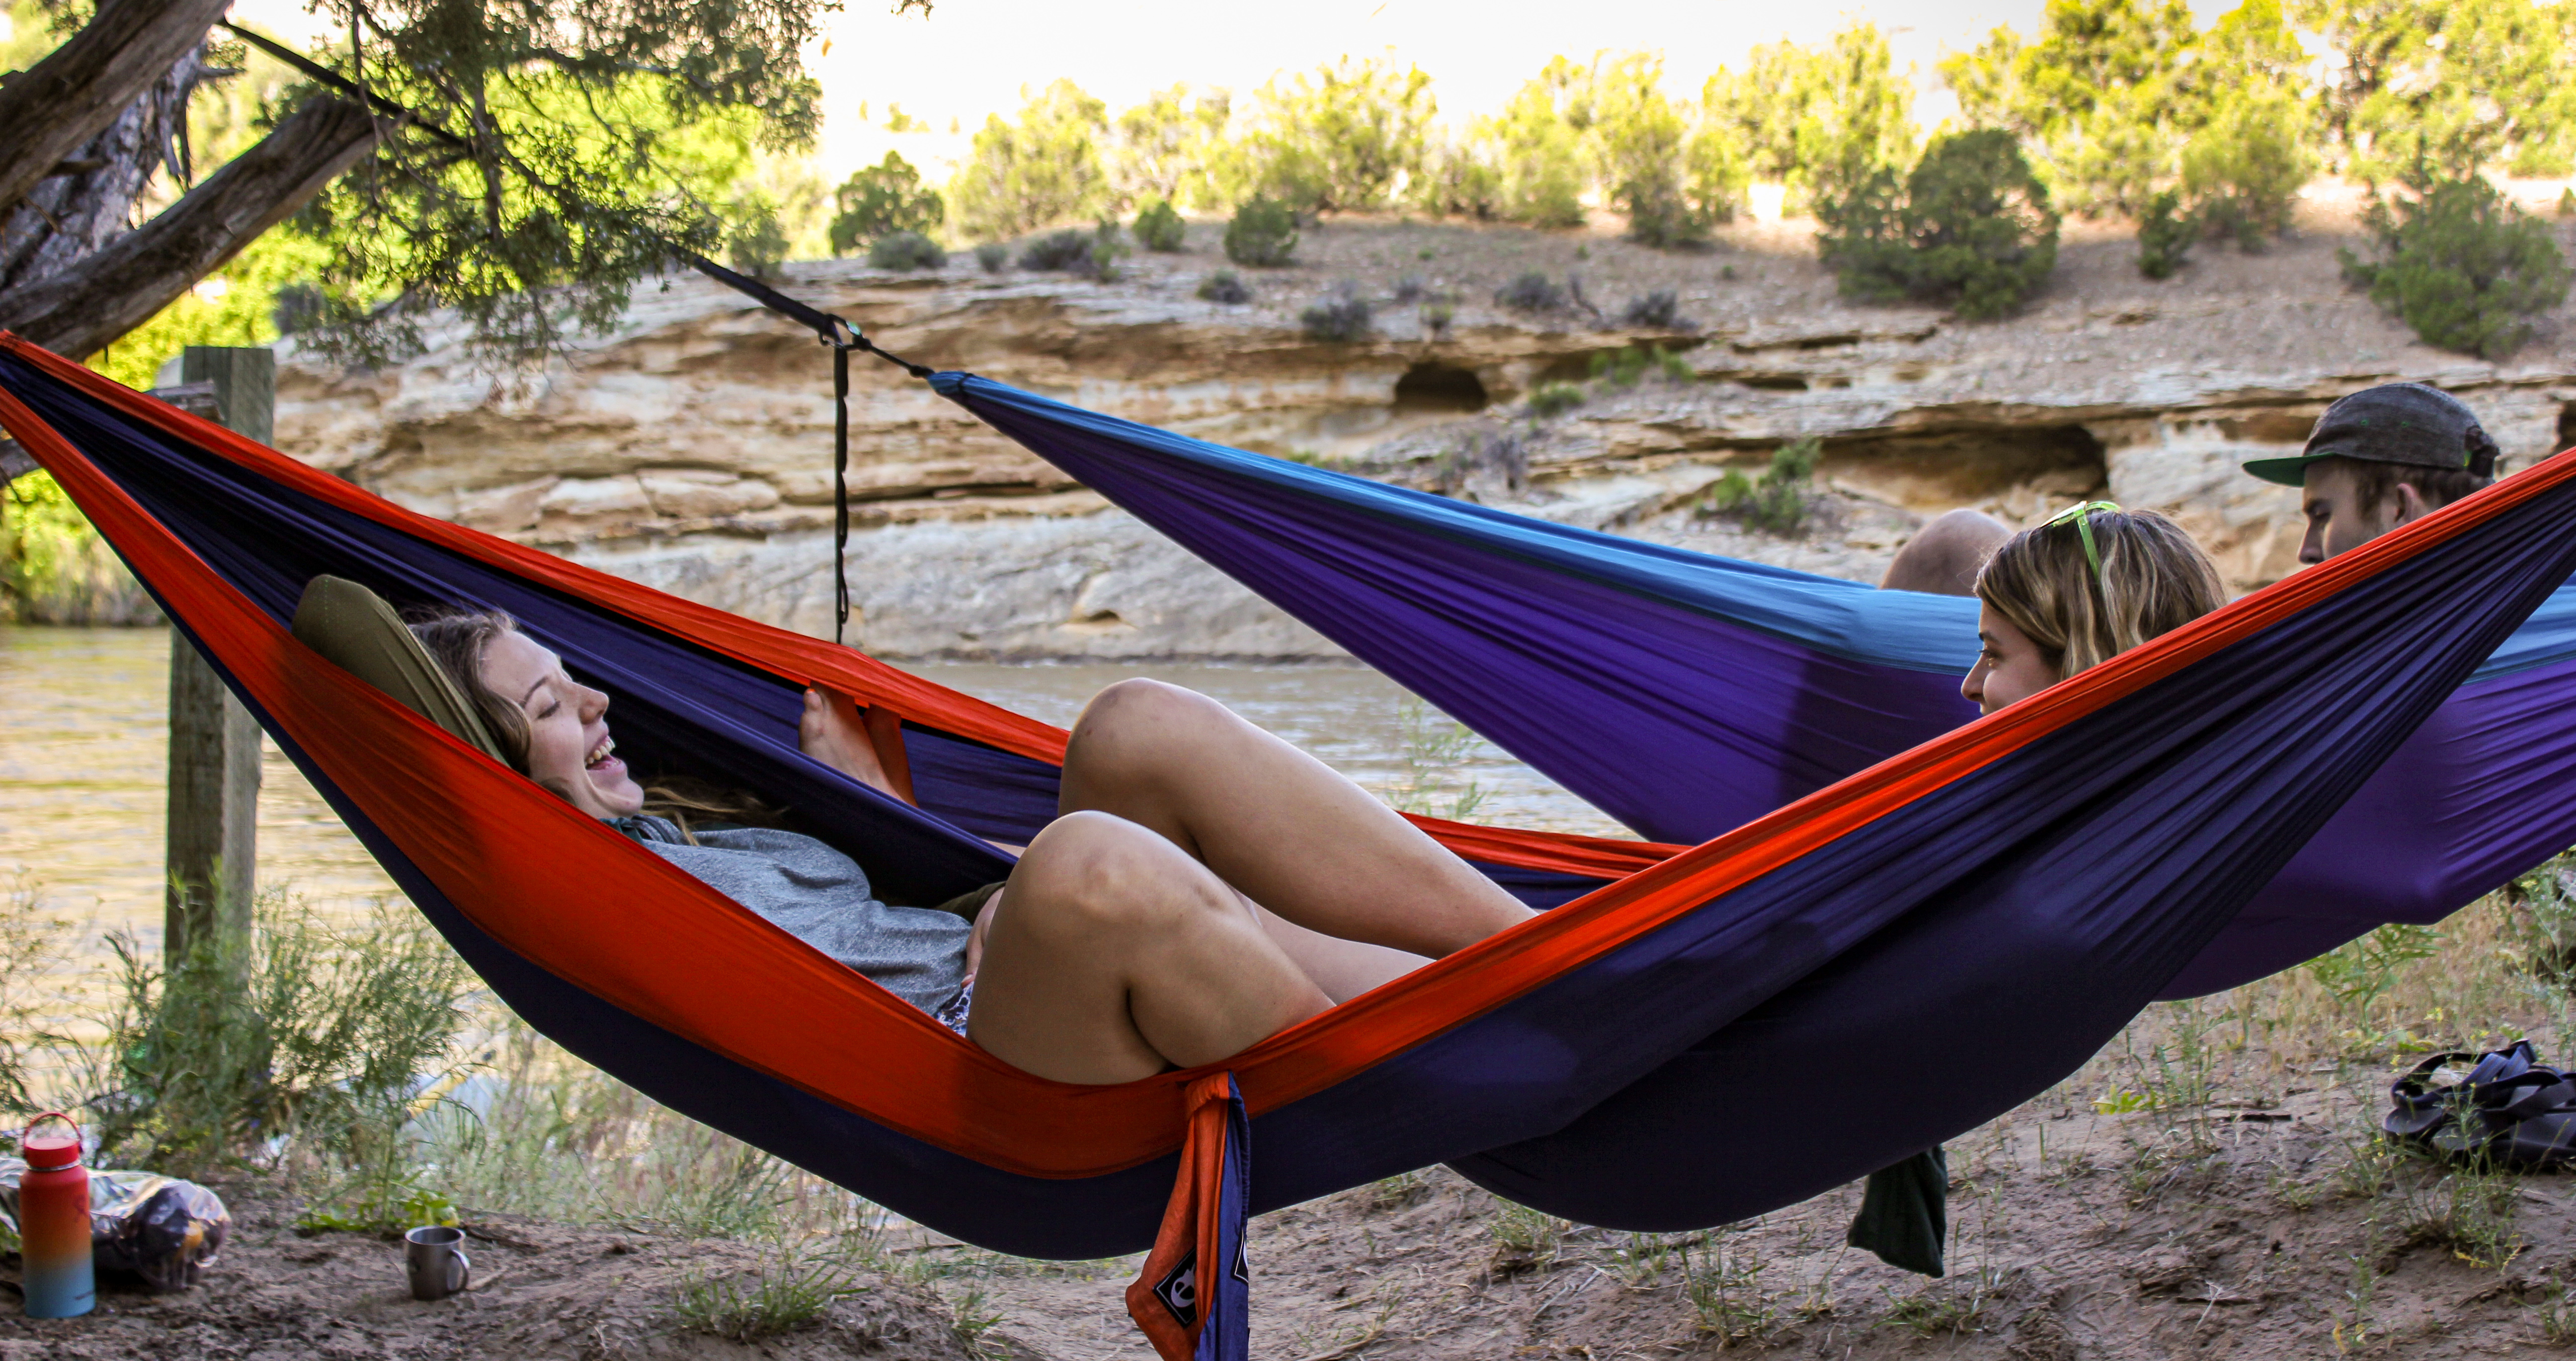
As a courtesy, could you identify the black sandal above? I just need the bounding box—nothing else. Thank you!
[2385,1041,2576,1170]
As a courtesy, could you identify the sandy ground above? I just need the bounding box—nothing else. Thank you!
[0,1185,982,1361]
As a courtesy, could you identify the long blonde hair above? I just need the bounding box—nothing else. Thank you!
[406,606,786,838]
[1974,507,2225,678]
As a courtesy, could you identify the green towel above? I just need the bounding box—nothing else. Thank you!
[1847,1145,1946,1277]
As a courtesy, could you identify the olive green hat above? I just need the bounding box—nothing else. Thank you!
[2242,382,2499,488]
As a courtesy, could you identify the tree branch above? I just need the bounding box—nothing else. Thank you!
[0,0,233,222]
[0,98,379,361]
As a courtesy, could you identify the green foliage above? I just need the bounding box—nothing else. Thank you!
[1086,221,1132,281]
[77,895,475,1184]
[973,242,1010,273]
[1702,438,1822,536]
[1132,198,1187,252]
[1471,64,1592,228]
[948,80,1113,241]
[1385,696,1490,822]
[2339,174,2571,359]
[865,231,946,271]
[1526,383,1587,418]
[285,3,840,372]
[1941,0,2199,215]
[1223,197,1299,266]
[2301,923,2442,1025]
[1197,269,1252,304]
[2181,89,2314,247]
[1408,138,1504,220]
[1704,23,1917,210]
[828,152,944,257]
[2308,0,2576,180]
[674,1242,865,1342]
[0,874,69,1114]
[1495,271,1567,313]
[2136,189,2197,278]
[2,470,155,624]
[1215,55,1436,212]
[1109,84,1233,209]
[1585,53,1722,246]
[726,204,794,281]
[1817,129,2061,319]
[1420,301,1455,338]
[86,231,335,391]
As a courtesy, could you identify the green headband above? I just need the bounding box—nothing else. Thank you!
[2043,500,2123,582]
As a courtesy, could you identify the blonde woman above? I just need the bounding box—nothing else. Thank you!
[1961,502,2227,715]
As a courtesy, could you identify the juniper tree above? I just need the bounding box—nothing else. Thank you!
[0,0,886,373]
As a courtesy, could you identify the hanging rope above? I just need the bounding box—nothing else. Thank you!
[223,18,941,647]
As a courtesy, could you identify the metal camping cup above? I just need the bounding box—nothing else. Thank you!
[403,1225,471,1300]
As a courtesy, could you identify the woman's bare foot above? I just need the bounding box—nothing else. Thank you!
[800,687,902,798]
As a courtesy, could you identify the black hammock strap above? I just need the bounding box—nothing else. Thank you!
[223,18,940,646]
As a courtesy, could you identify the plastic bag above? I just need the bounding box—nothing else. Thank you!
[0,1158,231,1291]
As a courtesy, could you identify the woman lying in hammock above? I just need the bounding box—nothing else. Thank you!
[408,608,1532,1085]
[1960,501,2226,715]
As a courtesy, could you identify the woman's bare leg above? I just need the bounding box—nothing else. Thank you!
[969,811,1331,1084]
[1056,680,1532,957]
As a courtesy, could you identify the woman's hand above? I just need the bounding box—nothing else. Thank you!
[801,687,909,803]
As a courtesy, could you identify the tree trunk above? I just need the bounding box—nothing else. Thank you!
[0,98,379,361]
[0,0,231,222]
[0,45,204,294]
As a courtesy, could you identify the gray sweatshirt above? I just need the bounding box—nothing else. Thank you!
[614,815,970,1016]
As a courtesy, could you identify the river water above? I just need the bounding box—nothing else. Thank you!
[0,625,1627,964]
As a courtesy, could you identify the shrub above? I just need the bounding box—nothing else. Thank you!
[1213,55,1436,213]
[1420,301,1455,339]
[1087,220,1132,281]
[1702,438,1821,536]
[724,205,791,282]
[865,231,946,271]
[1224,197,1299,266]
[828,151,945,256]
[2181,91,2313,249]
[1475,70,1588,228]
[1197,269,1251,304]
[1411,139,1503,220]
[1621,289,1692,329]
[973,242,1010,273]
[1527,382,1587,417]
[2339,174,2571,359]
[1495,271,1567,313]
[2562,187,2576,220]
[1816,129,2059,321]
[1019,227,1096,272]
[1393,273,1428,304]
[1300,284,1374,342]
[948,80,1113,241]
[674,1242,862,1344]
[1133,198,1187,252]
[2136,190,2196,280]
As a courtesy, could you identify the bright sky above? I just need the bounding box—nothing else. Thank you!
[216,0,2246,182]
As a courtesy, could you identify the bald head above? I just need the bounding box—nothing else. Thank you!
[1880,509,2014,595]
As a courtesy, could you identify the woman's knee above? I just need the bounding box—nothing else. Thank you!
[1066,679,1234,778]
[1007,811,1224,936]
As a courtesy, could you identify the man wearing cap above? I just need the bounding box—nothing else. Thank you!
[2243,382,2499,565]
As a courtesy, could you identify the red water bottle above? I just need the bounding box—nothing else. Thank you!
[18,1111,93,1318]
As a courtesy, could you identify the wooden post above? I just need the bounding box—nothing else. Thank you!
[163,346,270,962]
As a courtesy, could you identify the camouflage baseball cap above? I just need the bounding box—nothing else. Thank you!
[2242,382,2499,488]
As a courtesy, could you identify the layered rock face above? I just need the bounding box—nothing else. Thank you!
[273,219,2576,660]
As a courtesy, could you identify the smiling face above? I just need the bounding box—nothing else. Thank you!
[475,628,644,820]
[1961,602,2060,716]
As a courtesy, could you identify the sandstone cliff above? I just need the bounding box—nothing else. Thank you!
[272,205,2576,659]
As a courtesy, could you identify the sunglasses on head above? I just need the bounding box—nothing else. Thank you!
[2043,500,2123,581]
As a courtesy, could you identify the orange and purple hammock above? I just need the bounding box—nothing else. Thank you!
[6,332,2574,1361]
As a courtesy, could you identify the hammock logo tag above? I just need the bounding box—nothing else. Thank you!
[1152,1253,1198,1329]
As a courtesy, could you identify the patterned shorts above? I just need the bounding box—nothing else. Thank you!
[934,977,974,1039]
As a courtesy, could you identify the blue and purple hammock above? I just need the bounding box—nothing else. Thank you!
[945,377,2576,998]
[7,332,2574,1361]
